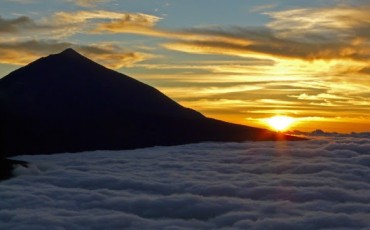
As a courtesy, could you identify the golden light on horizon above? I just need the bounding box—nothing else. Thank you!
[266,115,295,132]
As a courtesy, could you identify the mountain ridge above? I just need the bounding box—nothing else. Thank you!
[0,49,304,157]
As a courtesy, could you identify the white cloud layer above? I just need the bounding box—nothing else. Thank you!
[1,136,370,229]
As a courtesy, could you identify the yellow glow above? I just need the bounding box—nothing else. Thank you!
[266,115,295,131]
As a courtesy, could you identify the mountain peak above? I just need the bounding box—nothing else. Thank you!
[56,48,84,58]
[60,48,79,55]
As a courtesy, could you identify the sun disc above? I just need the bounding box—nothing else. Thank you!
[266,115,294,131]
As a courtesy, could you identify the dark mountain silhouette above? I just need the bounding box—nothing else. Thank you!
[0,48,304,158]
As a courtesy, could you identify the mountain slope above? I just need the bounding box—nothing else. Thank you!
[0,49,303,156]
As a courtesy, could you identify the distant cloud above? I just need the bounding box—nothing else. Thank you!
[1,136,369,229]
[288,129,370,138]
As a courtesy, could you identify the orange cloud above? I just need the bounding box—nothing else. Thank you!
[53,10,161,26]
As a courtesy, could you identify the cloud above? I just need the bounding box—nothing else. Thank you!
[52,10,161,26]
[0,16,49,34]
[3,5,370,65]
[42,10,161,39]
[0,40,153,68]
[0,11,162,40]
[94,13,161,30]
[1,136,369,229]
[159,26,366,63]
[4,5,369,65]
[266,5,370,41]
[88,5,370,68]
[292,93,350,101]
[288,129,370,139]
[68,0,110,8]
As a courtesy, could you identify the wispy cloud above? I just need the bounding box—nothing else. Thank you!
[67,0,110,8]
[49,10,162,38]
[266,5,370,41]
[52,10,161,26]
[0,11,162,39]
[84,5,370,63]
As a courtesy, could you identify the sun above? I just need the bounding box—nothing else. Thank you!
[266,115,295,132]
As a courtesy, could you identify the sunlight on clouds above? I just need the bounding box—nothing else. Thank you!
[134,73,255,84]
[53,10,161,26]
[257,99,299,105]
[88,52,155,69]
[0,48,39,65]
[95,26,253,47]
[133,55,369,133]
[293,93,350,101]
[267,6,370,39]
[158,85,263,99]
[326,81,370,94]
[162,42,264,59]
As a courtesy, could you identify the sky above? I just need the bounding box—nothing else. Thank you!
[1,135,370,229]
[0,0,369,132]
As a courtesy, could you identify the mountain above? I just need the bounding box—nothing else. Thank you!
[0,49,304,156]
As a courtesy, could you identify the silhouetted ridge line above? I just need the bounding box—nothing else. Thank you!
[0,49,305,158]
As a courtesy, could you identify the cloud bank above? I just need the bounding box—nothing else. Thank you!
[1,136,369,229]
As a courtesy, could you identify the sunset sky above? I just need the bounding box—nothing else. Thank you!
[1,0,369,132]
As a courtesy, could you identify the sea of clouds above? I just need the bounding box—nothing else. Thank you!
[1,135,370,229]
